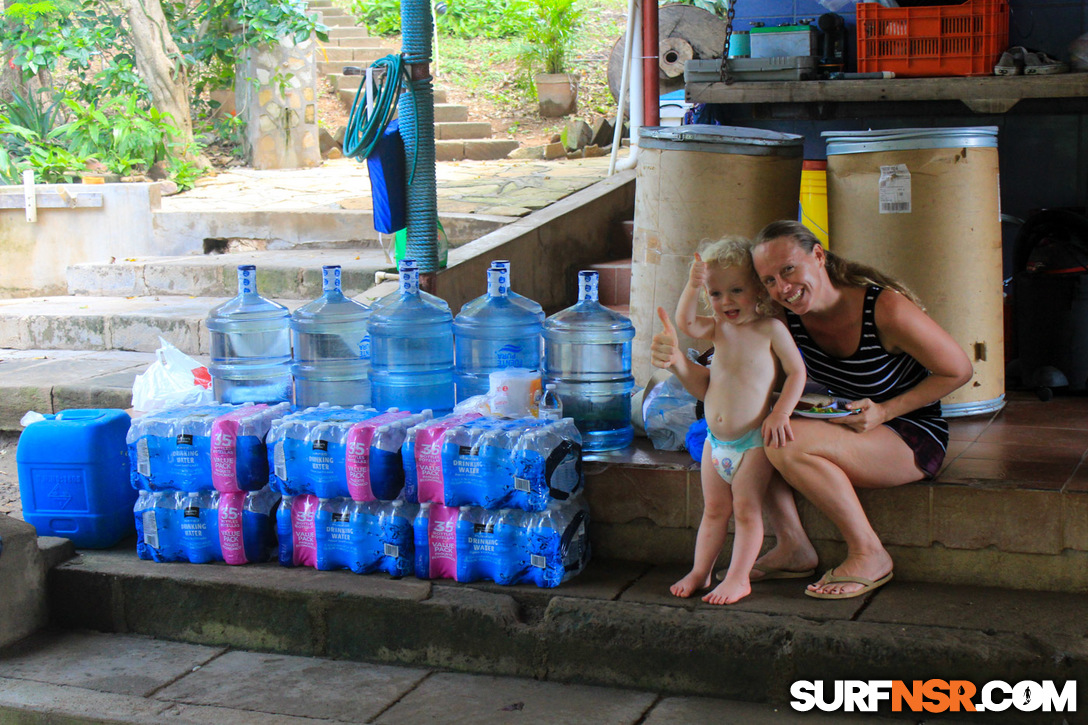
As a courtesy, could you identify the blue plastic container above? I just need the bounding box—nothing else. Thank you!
[16,409,134,548]
[543,270,636,452]
[368,261,455,415]
[453,265,544,401]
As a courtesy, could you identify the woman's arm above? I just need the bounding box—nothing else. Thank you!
[652,307,711,400]
[835,289,972,432]
[675,253,715,341]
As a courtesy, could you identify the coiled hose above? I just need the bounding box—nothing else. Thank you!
[342,53,417,183]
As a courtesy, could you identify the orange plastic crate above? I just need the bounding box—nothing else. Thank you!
[856,0,1009,77]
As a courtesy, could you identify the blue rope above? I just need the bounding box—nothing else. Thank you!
[400,0,438,273]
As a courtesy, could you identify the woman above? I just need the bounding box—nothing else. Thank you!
[652,221,972,599]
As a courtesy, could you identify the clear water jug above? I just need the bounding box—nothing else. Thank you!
[368,262,455,415]
[206,265,292,404]
[291,265,371,407]
[490,260,544,318]
[543,270,635,452]
[453,265,544,401]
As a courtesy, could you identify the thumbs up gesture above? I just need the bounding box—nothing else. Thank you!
[651,307,685,371]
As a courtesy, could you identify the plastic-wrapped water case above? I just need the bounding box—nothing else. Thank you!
[276,494,416,576]
[404,414,582,511]
[413,496,590,587]
[127,402,291,493]
[17,409,134,548]
[133,486,279,564]
[267,404,432,501]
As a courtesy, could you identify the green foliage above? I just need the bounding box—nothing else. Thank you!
[55,95,179,176]
[517,0,584,75]
[353,0,529,38]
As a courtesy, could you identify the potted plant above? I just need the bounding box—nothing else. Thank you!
[518,0,584,117]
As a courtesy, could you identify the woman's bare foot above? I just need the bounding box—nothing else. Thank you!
[752,543,818,581]
[807,549,894,597]
[670,570,712,598]
[702,572,751,605]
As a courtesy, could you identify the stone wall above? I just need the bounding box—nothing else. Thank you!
[235,36,322,170]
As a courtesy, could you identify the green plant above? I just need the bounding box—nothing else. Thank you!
[54,94,180,176]
[353,0,529,39]
[517,0,584,76]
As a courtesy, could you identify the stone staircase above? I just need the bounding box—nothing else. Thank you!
[310,0,518,161]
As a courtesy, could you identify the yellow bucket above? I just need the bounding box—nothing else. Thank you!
[799,160,829,248]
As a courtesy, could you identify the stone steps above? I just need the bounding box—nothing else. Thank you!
[65,248,394,299]
[317,54,387,73]
[435,139,519,162]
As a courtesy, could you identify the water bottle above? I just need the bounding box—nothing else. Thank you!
[543,270,635,452]
[368,261,455,415]
[490,261,545,318]
[206,265,292,404]
[292,266,371,408]
[453,265,544,401]
[536,383,563,420]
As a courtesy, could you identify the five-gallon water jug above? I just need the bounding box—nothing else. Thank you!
[292,265,371,407]
[206,265,292,404]
[543,270,635,451]
[490,260,545,318]
[17,409,134,548]
[453,265,544,401]
[368,261,455,415]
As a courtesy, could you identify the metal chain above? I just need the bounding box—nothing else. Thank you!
[720,0,737,84]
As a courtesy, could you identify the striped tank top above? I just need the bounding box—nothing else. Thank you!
[784,285,949,453]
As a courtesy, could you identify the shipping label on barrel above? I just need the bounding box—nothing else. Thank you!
[879,164,911,214]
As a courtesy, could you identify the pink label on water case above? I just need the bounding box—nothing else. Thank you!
[427,503,459,579]
[345,411,411,501]
[211,405,266,492]
[416,413,482,504]
[218,492,247,565]
[291,495,319,567]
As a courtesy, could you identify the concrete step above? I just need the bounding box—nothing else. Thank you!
[435,139,519,161]
[318,36,389,51]
[435,121,491,140]
[43,545,1088,710]
[336,86,449,106]
[327,27,372,40]
[318,53,390,75]
[317,9,354,24]
[66,248,393,299]
[318,44,394,61]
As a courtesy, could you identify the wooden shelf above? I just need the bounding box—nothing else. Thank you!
[686,72,1088,114]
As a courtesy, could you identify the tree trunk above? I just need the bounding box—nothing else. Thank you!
[120,0,209,167]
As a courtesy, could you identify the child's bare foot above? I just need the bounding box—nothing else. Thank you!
[701,574,751,605]
[670,571,712,598]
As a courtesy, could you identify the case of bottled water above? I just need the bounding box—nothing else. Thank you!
[401,412,482,504]
[367,261,455,415]
[543,270,635,452]
[266,404,432,501]
[133,486,279,565]
[276,494,416,576]
[292,265,372,408]
[453,264,544,401]
[407,415,583,511]
[206,265,293,405]
[127,402,291,493]
[413,496,589,587]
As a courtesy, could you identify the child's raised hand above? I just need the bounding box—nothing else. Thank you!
[688,253,708,290]
[651,307,685,370]
[761,410,795,448]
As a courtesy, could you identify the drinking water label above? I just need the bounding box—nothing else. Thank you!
[425,504,459,580]
[218,492,247,565]
[315,504,355,571]
[211,406,267,492]
[180,499,217,564]
[415,413,483,504]
[161,432,208,490]
[346,411,411,501]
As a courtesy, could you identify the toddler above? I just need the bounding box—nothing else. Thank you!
[665,237,806,604]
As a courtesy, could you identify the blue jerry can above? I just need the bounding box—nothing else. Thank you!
[16,409,134,548]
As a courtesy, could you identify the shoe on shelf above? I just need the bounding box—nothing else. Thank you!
[994,46,1024,75]
[1023,49,1069,75]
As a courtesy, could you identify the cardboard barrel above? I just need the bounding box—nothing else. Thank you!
[630,125,803,387]
[824,127,1004,417]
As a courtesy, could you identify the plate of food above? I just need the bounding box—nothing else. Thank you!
[792,393,860,419]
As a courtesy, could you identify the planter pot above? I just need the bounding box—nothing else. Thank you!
[535,73,578,117]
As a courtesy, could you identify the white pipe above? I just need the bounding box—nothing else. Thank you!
[609,0,642,174]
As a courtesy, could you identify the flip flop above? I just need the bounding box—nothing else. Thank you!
[715,565,817,582]
[804,568,894,600]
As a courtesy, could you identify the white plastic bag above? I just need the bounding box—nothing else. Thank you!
[642,372,698,451]
[131,337,214,412]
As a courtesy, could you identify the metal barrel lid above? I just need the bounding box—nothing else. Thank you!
[640,125,804,157]
[822,126,998,156]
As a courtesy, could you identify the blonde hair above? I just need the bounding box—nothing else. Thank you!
[752,220,926,311]
[695,235,780,318]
